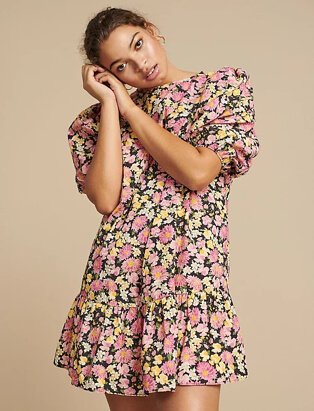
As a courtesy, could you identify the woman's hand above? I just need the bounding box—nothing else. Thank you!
[81,64,136,117]
[81,64,116,103]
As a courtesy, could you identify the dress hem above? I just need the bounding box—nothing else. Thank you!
[53,361,249,397]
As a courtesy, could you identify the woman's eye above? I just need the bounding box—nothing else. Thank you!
[135,39,143,49]
[117,64,126,72]
[116,39,143,72]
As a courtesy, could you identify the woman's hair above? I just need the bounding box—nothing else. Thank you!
[79,7,165,67]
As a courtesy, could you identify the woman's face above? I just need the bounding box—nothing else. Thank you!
[98,24,168,89]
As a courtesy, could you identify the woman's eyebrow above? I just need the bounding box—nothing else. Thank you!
[109,31,140,70]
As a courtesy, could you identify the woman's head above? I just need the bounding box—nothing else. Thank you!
[79,7,170,89]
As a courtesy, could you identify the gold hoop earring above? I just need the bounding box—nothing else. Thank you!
[157,35,166,44]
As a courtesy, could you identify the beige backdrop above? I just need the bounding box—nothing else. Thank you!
[1,0,313,410]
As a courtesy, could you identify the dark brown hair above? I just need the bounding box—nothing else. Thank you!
[78,7,165,67]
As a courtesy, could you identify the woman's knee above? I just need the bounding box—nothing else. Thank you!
[155,385,221,411]
[105,391,160,411]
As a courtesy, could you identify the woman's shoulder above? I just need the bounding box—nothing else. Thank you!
[203,66,252,91]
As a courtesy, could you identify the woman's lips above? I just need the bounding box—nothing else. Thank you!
[146,64,159,80]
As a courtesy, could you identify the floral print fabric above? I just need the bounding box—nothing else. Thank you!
[53,66,260,396]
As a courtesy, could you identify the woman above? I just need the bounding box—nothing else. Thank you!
[53,6,260,411]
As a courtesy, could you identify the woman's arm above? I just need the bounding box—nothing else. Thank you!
[124,105,222,191]
[84,101,123,215]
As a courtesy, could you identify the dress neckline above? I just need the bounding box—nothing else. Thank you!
[136,69,219,95]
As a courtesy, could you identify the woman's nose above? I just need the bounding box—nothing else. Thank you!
[136,58,148,72]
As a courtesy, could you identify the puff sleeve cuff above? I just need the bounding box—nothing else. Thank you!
[67,104,100,194]
[190,67,260,179]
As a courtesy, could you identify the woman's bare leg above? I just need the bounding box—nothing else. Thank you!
[104,391,160,411]
[155,385,221,411]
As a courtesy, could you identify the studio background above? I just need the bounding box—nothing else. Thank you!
[1,1,313,410]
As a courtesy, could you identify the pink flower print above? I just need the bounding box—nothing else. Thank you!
[143,374,157,391]
[186,275,203,291]
[117,363,130,375]
[122,257,141,272]
[220,326,231,340]
[212,262,224,278]
[80,322,89,334]
[222,239,229,254]
[82,364,92,377]
[237,332,244,344]
[221,350,234,365]
[131,318,143,335]
[104,279,117,292]
[177,251,190,267]
[169,322,179,335]
[126,306,138,321]
[128,272,139,283]
[93,256,103,273]
[173,91,185,102]
[161,360,177,375]
[229,338,237,348]
[159,225,175,244]
[213,277,222,289]
[132,215,148,231]
[168,274,187,290]
[131,359,142,374]
[157,324,166,340]
[90,279,104,291]
[180,346,197,365]
[152,265,168,281]
[88,327,101,344]
[233,315,240,331]
[145,324,156,335]
[214,214,223,227]
[190,194,202,210]
[203,96,219,112]
[115,334,126,349]
[164,335,175,353]
[138,227,150,243]
[212,225,220,236]
[142,334,153,349]
[172,117,188,134]
[152,191,162,203]
[115,348,133,363]
[209,248,219,263]
[119,244,132,260]
[62,329,73,344]
[92,364,107,379]
[189,307,201,326]
[220,224,229,240]
[197,362,217,382]
[64,317,74,329]
[174,235,189,252]
[92,246,102,260]
[210,311,225,329]
[69,367,79,385]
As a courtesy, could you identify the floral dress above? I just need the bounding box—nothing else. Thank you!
[53,66,260,396]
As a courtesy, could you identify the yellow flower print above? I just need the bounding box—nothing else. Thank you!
[158,374,169,384]
[80,356,87,365]
[210,354,221,364]
[200,350,209,361]
[79,374,85,383]
[154,355,163,364]
[212,343,222,353]
[217,362,226,374]
[224,318,233,328]
[151,366,161,376]
[156,181,165,189]
[143,362,151,373]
